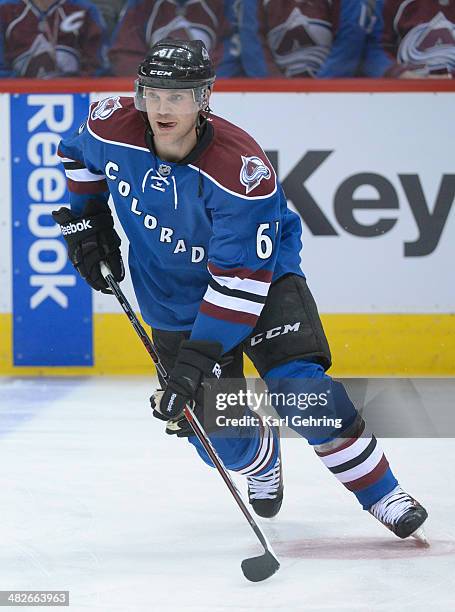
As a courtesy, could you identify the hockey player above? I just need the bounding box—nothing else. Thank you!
[53,38,428,542]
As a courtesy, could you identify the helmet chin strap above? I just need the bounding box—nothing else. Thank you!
[196,86,213,139]
[196,106,211,136]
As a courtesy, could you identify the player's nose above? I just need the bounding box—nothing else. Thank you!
[155,99,173,114]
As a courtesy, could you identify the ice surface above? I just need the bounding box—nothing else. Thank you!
[1,378,454,612]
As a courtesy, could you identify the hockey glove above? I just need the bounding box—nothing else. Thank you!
[52,199,124,293]
[150,388,190,436]
[151,340,223,436]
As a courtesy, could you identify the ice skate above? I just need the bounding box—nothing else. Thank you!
[247,454,284,518]
[369,485,429,545]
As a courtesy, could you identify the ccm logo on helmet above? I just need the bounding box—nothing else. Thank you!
[61,219,92,236]
[150,70,173,76]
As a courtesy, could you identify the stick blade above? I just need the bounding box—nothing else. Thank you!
[241,550,280,582]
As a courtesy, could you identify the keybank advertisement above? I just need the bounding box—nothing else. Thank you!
[11,94,92,366]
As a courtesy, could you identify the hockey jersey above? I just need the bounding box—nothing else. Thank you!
[58,97,304,353]
[318,0,389,77]
[378,0,455,76]
[0,0,108,78]
[108,0,241,77]
[240,0,334,77]
[356,0,455,77]
[240,0,385,78]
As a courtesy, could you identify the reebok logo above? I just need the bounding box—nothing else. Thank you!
[61,219,92,236]
[166,393,177,413]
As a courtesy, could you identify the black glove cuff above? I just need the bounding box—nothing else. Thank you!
[53,209,115,247]
[52,199,124,291]
[177,340,223,378]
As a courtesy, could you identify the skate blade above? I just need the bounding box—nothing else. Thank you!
[411,526,430,547]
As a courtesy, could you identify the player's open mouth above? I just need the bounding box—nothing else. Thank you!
[157,121,177,130]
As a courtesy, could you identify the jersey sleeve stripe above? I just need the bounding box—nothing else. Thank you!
[210,273,270,297]
[59,150,107,193]
[67,177,109,194]
[64,167,107,182]
[208,278,267,305]
[208,262,273,282]
[63,161,86,170]
[203,286,264,316]
[200,301,260,327]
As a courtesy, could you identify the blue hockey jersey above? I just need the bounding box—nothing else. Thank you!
[58,96,303,353]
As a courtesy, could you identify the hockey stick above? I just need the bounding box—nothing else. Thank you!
[100,262,280,582]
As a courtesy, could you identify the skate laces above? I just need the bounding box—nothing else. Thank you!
[248,458,281,500]
[369,485,416,526]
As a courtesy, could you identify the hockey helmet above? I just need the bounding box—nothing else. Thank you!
[135,39,215,113]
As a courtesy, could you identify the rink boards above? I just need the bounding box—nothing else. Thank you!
[0,82,453,376]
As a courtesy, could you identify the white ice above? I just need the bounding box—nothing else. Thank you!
[1,377,454,612]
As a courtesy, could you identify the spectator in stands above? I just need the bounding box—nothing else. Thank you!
[222,0,244,76]
[366,0,455,78]
[318,0,385,77]
[0,0,108,78]
[91,0,126,37]
[240,0,385,78]
[240,0,339,77]
[109,0,241,77]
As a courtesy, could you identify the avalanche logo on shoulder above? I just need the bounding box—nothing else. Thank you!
[91,97,122,121]
[240,155,271,194]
